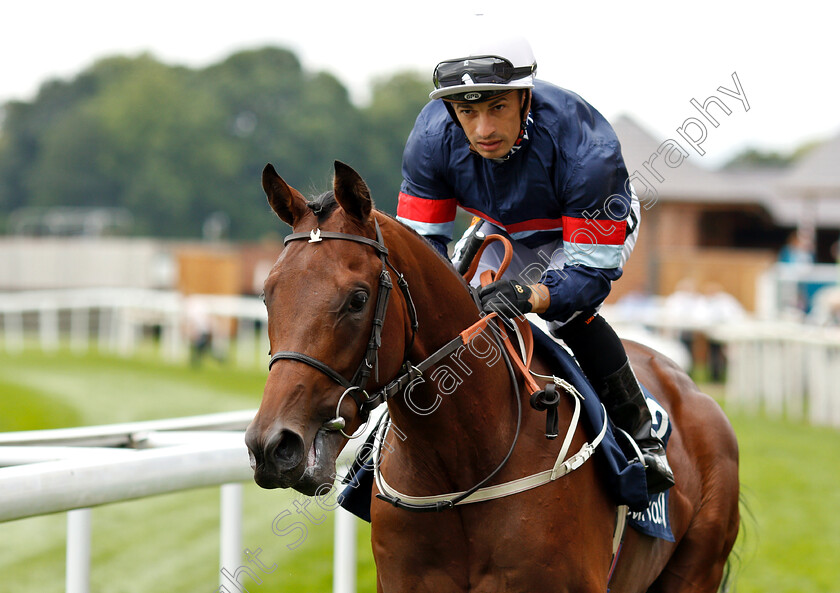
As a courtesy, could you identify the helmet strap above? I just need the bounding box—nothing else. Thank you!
[443,100,463,128]
[520,89,532,132]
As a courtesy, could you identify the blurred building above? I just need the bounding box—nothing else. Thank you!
[611,115,840,311]
[0,234,282,296]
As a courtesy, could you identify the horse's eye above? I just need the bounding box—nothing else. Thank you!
[348,291,369,313]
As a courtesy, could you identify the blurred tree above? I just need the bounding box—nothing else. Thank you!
[196,47,364,237]
[0,73,103,217]
[723,140,821,171]
[24,54,239,236]
[722,148,791,170]
[0,47,429,238]
[360,71,430,215]
[25,103,117,208]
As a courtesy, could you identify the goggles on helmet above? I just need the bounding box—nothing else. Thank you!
[433,55,536,90]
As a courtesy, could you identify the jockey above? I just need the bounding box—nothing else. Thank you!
[396,35,675,494]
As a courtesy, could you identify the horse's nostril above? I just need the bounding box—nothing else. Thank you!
[269,429,305,471]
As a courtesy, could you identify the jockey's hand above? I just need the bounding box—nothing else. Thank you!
[478,280,533,318]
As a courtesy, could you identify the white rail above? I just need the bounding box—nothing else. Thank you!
[713,322,840,427]
[0,288,269,365]
[0,431,250,520]
[0,412,254,592]
[0,410,361,593]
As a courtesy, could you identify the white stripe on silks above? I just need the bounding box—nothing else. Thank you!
[566,185,641,270]
[620,185,641,269]
[395,217,454,239]
[563,242,624,269]
[509,227,563,242]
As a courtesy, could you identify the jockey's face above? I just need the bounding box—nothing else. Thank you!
[449,92,523,159]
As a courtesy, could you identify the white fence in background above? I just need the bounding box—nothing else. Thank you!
[4,288,840,428]
[605,290,840,428]
[756,262,840,322]
[0,288,269,366]
[0,411,362,593]
[714,322,840,427]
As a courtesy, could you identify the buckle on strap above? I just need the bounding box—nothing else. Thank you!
[368,363,422,407]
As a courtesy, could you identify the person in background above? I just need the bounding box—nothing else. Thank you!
[778,230,814,265]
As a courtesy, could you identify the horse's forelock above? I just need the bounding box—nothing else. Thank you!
[306,191,339,222]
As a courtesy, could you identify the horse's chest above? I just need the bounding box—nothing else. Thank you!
[372,512,585,592]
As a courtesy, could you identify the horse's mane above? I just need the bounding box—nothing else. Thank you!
[375,209,473,291]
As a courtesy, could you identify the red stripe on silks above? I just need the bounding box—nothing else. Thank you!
[505,217,564,234]
[562,215,627,245]
[459,207,563,235]
[460,206,504,228]
[397,192,457,224]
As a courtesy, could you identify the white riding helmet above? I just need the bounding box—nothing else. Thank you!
[429,35,537,102]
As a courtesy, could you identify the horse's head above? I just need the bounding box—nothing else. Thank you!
[245,161,410,495]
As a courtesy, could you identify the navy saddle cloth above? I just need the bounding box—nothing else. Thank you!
[338,322,674,541]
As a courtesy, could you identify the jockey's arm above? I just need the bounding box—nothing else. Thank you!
[530,264,621,321]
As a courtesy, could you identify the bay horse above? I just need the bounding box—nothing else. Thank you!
[245,161,740,592]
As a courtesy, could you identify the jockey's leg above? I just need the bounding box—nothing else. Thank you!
[551,312,675,495]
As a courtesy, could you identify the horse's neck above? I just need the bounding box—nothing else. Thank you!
[383,221,520,482]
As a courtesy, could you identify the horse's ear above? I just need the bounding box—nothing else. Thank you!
[262,164,308,226]
[333,161,372,223]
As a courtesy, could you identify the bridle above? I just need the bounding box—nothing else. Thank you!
[267,219,418,437]
[267,220,525,509]
[266,221,597,513]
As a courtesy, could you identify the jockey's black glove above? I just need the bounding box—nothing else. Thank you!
[478,280,533,318]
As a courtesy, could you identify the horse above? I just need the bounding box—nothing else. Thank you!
[245,161,740,593]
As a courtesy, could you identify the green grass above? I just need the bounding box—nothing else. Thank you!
[0,345,376,593]
[0,346,265,429]
[1,346,838,592]
[726,410,840,592]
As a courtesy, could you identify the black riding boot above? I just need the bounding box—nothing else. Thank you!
[599,360,675,495]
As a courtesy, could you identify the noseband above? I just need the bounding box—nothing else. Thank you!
[268,219,418,437]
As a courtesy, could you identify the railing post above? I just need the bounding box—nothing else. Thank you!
[333,506,357,593]
[70,307,90,354]
[66,508,92,593]
[220,483,243,586]
[40,305,59,352]
[3,310,24,353]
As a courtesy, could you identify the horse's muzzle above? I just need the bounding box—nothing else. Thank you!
[245,426,306,489]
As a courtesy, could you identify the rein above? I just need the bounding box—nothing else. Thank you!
[268,221,605,511]
[373,234,607,512]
